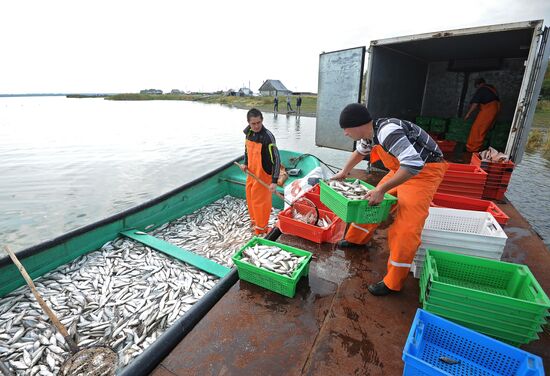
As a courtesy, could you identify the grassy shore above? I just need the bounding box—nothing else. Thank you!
[107,93,318,117]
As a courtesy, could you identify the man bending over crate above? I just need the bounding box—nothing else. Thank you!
[332,103,448,296]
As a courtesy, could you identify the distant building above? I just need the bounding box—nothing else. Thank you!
[225,89,237,96]
[258,80,290,96]
[140,89,163,95]
[238,87,252,96]
[170,89,184,94]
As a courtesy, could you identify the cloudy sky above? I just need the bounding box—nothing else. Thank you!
[1,0,549,94]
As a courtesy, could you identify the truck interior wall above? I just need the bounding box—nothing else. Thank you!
[422,58,525,124]
[368,46,427,120]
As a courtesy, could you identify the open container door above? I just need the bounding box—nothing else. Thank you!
[506,22,550,163]
[316,47,365,151]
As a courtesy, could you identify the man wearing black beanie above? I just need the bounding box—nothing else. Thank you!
[332,103,447,296]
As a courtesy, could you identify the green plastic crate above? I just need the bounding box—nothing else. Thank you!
[319,179,397,224]
[231,237,312,298]
[423,302,538,346]
[425,293,547,331]
[430,117,447,133]
[423,250,550,317]
[415,116,431,131]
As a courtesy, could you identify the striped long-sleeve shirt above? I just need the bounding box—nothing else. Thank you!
[356,118,443,175]
[243,125,281,183]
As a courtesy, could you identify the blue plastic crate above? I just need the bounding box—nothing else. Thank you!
[403,309,544,376]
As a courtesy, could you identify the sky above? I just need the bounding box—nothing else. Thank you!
[1,0,549,94]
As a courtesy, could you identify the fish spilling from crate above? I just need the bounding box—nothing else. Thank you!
[239,244,307,277]
[0,196,274,375]
[327,179,371,200]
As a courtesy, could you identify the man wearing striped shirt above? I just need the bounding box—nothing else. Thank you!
[332,103,448,296]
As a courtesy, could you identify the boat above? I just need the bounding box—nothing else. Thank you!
[0,150,321,375]
[2,149,549,375]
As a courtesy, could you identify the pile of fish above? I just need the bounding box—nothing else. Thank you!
[327,179,371,200]
[152,196,279,267]
[290,208,333,228]
[239,244,307,277]
[0,196,278,375]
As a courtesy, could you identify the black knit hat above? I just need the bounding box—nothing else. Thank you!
[339,103,372,128]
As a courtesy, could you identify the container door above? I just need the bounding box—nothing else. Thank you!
[315,47,365,151]
[506,25,550,163]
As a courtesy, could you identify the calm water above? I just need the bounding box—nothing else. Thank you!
[1,97,549,253]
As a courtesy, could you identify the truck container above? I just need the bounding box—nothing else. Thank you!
[316,20,549,163]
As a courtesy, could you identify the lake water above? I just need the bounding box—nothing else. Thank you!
[1,97,549,253]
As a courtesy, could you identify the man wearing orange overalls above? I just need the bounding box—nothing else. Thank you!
[240,108,281,235]
[464,78,501,152]
[332,104,448,296]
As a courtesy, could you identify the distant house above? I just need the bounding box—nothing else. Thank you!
[225,89,236,96]
[170,89,183,94]
[238,87,252,96]
[140,89,163,95]
[258,80,290,96]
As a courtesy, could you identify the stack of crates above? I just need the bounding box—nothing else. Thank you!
[403,309,545,375]
[471,153,515,200]
[431,192,509,225]
[411,207,507,278]
[430,117,447,134]
[415,116,432,131]
[446,117,473,143]
[437,163,488,199]
[419,250,550,347]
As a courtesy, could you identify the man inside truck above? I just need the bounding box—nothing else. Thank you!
[464,78,501,153]
[332,103,448,296]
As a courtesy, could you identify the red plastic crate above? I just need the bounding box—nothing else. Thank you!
[444,163,488,181]
[436,140,457,153]
[277,204,344,243]
[302,191,330,212]
[431,193,509,225]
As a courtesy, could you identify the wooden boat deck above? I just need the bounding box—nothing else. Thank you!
[152,170,550,376]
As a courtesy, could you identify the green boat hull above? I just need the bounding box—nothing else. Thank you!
[0,150,321,298]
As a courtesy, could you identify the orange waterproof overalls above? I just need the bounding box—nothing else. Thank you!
[344,145,448,291]
[245,139,272,234]
[466,85,501,152]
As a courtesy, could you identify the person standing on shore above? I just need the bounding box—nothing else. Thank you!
[296,95,302,116]
[240,108,281,235]
[286,95,293,112]
[273,95,279,113]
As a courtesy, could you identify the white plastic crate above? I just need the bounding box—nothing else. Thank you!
[421,207,507,255]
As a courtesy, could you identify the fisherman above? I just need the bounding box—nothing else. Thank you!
[464,78,501,153]
[240,108,281,235]
[332,103,447,296]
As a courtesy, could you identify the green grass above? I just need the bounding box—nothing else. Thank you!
[107,93,318,115]
[534,99,550,128]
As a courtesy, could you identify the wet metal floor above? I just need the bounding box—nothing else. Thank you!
[152,174,550,375]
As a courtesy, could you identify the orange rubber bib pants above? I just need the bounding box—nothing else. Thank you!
[466,86,501,152]
[245,139,272,234]
[344,145,448,291]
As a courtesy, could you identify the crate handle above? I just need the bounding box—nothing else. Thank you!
[528,284,539,298]
[413,321,425,345]
[487,222,499,233]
